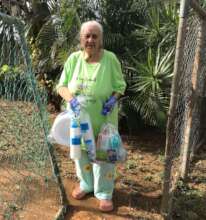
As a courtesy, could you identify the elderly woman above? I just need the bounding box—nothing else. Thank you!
[57,20,126,212]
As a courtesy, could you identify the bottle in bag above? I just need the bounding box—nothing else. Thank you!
[107,132,121,163]
[80,112,96,161]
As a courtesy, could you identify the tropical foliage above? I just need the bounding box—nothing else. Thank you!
[0,0,179,130]
[121,0,178,129]
[126,41,174,127]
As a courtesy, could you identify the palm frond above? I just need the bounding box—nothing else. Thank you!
[36,17,58,48]
[0,19,22,67]
[130,89,168,126]
[29,4,80,72]
[125,40,174,127]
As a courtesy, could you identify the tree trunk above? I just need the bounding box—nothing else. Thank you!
[179,24,200,180]
[161,0,190,219]
[180,5,206,179]
[191,19,206,157]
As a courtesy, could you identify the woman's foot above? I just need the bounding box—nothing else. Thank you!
[99,199,113,212]
[72,186,87,200]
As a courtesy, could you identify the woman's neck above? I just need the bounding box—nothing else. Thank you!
[83,49,103,63]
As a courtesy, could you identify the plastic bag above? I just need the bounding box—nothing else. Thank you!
[47,110,72,147]
[79,111,96,161]
[96,123,127,163]
[48,96,96,161]
[47,95,89,147]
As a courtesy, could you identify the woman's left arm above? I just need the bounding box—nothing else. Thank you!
[111,53,126,96]
[112,92,122,100]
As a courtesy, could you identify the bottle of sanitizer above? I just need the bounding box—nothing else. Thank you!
[70,116,81,159]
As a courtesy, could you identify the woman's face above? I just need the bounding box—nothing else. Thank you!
[80,24,102,56]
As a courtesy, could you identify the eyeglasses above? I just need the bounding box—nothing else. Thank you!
[84,34,98,39]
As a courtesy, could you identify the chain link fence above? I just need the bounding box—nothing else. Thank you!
[0,12,68,220]
[161,1,206,219]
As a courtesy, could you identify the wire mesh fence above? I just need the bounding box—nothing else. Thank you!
[0,12,67,220]
[161,2,206,219]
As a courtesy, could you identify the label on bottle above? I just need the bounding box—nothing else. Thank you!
[80,122,89,132]
[71,137,81,145]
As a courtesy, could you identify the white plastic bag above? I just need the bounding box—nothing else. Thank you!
[48,95,89,147]
[47,110,72,147]
[97,123,127,163]
[48,95,96,161]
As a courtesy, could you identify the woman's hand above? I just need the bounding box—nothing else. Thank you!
[101,96,117,116]
[69,97,80,115]
[57,86,80,114]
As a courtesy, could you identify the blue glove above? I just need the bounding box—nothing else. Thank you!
[69,97,80,115]
[102,96,117,116]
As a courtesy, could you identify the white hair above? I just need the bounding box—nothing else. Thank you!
[80,20,103,47]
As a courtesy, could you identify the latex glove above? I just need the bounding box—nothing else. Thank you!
[102,96,117,116]
[69,97,80,115]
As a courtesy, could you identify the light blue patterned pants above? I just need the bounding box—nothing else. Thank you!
[74,151,115,200]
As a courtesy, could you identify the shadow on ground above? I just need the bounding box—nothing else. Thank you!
[64,178,162,220]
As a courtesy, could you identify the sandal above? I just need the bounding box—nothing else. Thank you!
[99,199,114,212]
[72,186,87,200]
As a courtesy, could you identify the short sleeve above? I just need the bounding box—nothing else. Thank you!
[111,53,126,95]
[56,53,76,90]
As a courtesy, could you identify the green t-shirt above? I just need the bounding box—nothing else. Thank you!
[57,49,126,137]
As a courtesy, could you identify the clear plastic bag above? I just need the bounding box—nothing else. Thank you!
[96,123,127,163]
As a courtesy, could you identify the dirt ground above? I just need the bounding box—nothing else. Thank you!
[0,100,164,220]
[57,131,165,220]
[1,132,206,220]
[0,100,206,220]
[0,129,165,220]
[55,132,206,220]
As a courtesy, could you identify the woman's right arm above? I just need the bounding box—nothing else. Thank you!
[57,86,74,102]
[57,52,79,103]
